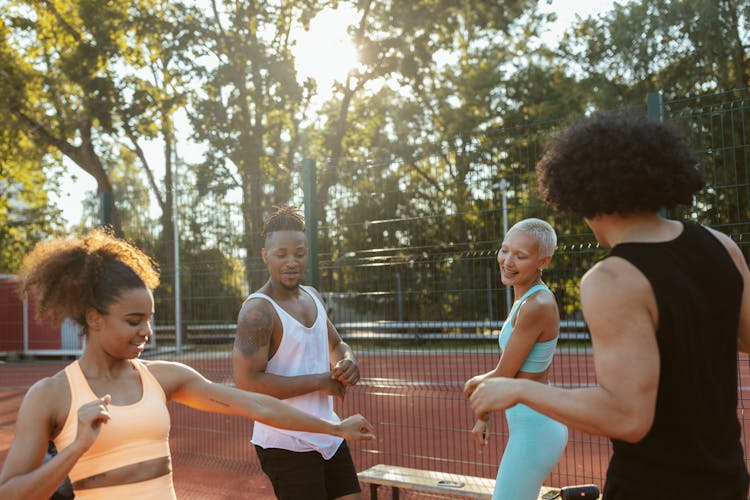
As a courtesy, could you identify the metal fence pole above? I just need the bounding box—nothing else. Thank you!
[173,162,182,353]
[303,158,319,288]
[22,291,28,356]
[496,179,512,314]
[396,273,403,322]
[99,191,112,226]
[647,91,663,121]
[648,92,668,217]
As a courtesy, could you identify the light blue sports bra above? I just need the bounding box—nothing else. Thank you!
[498,284,558,373]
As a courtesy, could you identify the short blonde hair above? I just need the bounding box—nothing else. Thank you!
[507,218,557,258]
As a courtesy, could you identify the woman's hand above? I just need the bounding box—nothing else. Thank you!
[74,395,111,451]
[463,374,486,398]
[471,419,490,450]
[336,414,376,441]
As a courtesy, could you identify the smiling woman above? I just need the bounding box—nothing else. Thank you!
[0,228,375,499]
[291,6,360,100]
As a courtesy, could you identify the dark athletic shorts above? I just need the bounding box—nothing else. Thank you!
[255,441,360,500]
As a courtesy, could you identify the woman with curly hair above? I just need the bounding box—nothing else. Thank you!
[0,229,374,499]
[469,112,750,499]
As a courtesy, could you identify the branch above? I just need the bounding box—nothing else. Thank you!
[210,0,228,53]
[39,0,82,42]
[122,123,166,212]
[13,108,81,165]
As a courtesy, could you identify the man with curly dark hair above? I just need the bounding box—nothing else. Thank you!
[469,112,750,499]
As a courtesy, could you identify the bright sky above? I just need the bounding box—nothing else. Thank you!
[51,0,617,227]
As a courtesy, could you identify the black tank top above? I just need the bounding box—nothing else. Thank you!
[604,221,747,497]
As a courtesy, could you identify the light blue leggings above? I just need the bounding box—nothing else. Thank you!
[493,403,568,500]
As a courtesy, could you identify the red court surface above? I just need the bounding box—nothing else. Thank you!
[2,351,750,499]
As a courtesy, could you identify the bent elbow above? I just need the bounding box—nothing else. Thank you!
[616,414,653,443]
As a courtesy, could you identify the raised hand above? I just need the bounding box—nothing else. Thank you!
[74,395,112,450]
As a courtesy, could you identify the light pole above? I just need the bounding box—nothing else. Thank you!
[492,179,512,314]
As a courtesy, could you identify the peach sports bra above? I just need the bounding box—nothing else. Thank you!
[53,359,174,499]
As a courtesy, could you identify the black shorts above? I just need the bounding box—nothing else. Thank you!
[255,441,361,500]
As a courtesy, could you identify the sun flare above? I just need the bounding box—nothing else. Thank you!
[292,6,360,97]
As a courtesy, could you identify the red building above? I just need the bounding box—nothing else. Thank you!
[0,275,82,355]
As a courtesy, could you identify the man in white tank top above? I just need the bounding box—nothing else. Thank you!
[232,205,365,500]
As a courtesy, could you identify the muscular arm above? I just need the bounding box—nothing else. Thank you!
[470,258,660,442]
[708,227,750,353]
[232,298,343,399]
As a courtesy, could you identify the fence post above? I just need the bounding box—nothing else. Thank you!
[303,158,319,288]
[172,164,182,353]
[647,92,668,217]
[647,91,663,121]
[396,273,403,322]
[99,191,112,226]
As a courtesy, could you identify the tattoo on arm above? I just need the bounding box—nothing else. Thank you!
[234,303,274,357]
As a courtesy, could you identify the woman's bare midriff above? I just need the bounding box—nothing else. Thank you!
[71,456,172,490]
[516,368,550,384]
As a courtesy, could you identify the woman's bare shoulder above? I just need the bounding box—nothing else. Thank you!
[20,369,71,432]
[27,369,69,398]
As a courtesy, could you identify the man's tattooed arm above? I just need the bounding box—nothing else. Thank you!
[234,301,275,358]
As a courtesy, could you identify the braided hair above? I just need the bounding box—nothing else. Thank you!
[262,205,306,242]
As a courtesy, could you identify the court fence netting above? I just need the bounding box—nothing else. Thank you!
[1,88,749,490]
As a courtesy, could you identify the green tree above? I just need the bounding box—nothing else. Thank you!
[0,126,64,273]
[558,0,749,103]
[0,0,139,232]
[189,0,327,290]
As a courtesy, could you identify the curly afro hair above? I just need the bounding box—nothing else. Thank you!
[536,112,705,218]
[17,228,160,330]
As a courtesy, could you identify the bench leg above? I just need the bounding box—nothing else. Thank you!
[392,486,399,500]
[369,484,378,499]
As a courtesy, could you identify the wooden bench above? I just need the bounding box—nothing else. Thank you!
[357,464,563,499]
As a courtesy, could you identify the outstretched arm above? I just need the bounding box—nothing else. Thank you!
[470,258,660,442]
[152,361,374,441]
[232,297,345,399]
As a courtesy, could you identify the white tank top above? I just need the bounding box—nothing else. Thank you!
[250,285,343,459]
